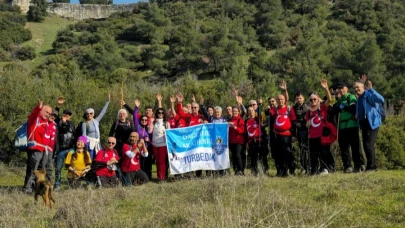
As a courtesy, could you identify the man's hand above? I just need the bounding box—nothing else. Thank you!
[156,93,162,102]
[359,74,367,84]
[120,100,126,106]
[176,92,184,103]
[57,96,65,107]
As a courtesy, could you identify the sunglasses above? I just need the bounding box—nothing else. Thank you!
[157,112,164,114]
[141,119,148,121]
[309,98,317,102]
[269,100,275,103]
[108,142,116,145]
[249,104,257,107]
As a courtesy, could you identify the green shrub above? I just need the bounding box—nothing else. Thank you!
[15,46,36,60]
[375,115,405,169]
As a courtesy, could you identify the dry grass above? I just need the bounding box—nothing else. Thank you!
[0,163,404,227]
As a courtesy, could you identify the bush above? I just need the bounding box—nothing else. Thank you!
[15,46,36,60]
[375,115,405,169]
[0,48,10,61]
[27,0,47,22]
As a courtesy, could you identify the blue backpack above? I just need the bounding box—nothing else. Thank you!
[14,122,28,151]
[367,98,386,122]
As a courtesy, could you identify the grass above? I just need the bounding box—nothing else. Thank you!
[24,14,76,55]
[0,15,76,70]
[0,163,404,227]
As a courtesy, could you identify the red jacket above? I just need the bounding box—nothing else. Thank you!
[229,115,245,144]
[176,103,203,126]
[27,106,54,152]
[94,149,120,177]
[246,117,263,143]
[121,143,143,172]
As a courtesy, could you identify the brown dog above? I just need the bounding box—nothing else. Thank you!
[33,169,55,209]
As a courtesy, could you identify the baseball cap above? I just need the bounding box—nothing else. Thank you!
[336,82,347,88]
[63,109,72,116]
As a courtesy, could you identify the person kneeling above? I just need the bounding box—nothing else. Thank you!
[121,132,149,185]
[93,137,120,188]
[65,136,92,188]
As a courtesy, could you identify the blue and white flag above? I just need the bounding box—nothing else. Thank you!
[165,123,229,174]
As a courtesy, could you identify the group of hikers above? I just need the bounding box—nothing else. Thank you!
[22,75,385,194]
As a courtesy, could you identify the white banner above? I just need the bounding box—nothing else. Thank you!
[165,123,230,174]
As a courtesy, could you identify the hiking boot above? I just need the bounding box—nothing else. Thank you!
[320,169,329,175]
[344,167,353,173]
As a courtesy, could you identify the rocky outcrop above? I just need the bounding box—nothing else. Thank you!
[11,0,30,13]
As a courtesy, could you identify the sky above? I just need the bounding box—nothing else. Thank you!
[69,0,146,4]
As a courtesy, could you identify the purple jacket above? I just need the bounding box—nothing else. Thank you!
[133,107,150,145]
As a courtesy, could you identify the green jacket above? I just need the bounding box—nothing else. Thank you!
[336,93,358,129]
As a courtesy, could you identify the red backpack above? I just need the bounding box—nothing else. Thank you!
[306,108,337,146]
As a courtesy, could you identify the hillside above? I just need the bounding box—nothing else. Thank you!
[1,0,405,166]
[0,164,404,227]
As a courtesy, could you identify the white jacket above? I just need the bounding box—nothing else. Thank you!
[151,119,170,147]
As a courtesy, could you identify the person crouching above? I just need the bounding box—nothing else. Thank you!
[64,136,92,188]
[93,137,120,188]
[121,132,149,185]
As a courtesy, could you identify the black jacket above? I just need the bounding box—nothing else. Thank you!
[57,120,76,151]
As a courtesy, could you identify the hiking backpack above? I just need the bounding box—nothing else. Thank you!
[366,98,386,122]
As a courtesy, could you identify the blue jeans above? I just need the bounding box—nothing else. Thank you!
[54,149,72,188]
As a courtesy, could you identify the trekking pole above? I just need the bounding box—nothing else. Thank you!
[116,166,129,186]
[336,113,340,142]
[307,126,311,175]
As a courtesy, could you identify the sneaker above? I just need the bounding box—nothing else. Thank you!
[24,188,33,195]
[320,169,329,175]
[299,169,306,175]
[54,186,61,191]
[360,165,366,172]
[344,167,353,173]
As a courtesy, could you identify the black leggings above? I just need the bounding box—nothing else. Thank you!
[229,143,246,174]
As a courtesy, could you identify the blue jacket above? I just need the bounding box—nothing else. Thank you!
[356,88,384,130]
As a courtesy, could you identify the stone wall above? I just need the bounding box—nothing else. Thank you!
[46,3,136,20]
